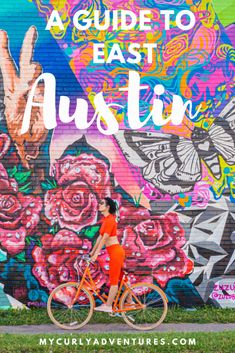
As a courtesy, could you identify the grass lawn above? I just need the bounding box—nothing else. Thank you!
[0,305,235,325]
[0,331,234,353]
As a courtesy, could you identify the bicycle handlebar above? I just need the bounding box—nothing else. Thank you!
[80,254,95,263]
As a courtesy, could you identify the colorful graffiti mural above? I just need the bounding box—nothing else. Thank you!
[0,0,235,309]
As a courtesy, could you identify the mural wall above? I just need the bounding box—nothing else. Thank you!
[0,0,235,309]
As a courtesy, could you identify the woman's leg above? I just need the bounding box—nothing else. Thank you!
[94,246,125,312]
[106,246,125,307]
[126,280,134,303]
[106,281,133,305]
[119,267,133,303]
[106,285,118,306]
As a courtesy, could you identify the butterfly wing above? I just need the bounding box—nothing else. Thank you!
[218,96,235,129]
[114,130,201,194]
[209,97,235,167]
[209,122,235,165]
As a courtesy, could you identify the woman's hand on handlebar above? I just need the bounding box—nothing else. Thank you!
[80,253,96,262]
[90,254,98,263]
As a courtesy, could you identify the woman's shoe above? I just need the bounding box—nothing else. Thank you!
[124,300,136,306]
[94,303,113,312]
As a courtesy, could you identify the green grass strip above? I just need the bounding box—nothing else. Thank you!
[1,305,235,325]
[0,331,234,353]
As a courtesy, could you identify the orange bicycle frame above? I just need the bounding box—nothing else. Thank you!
[72,261,144,312]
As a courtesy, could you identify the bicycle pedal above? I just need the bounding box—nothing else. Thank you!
[69,321,78,326]
[108,312,122,317]
[126,315,135,322]
[108,312,115,317]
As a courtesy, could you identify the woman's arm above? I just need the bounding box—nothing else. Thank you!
[90,233,109,260]
[90,235,103,256]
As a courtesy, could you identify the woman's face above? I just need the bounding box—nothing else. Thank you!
[98,199,109,213]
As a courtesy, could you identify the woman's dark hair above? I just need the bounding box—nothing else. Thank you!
[104,197,117,215]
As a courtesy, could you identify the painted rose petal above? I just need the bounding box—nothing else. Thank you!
[51,229,83,249]
[31,231,107,294]
[152,248,194,287]
[0,174,18,194]
[135,220,173,250]
[32,246,47,263]
[40,234,54,250]
[143,248,177,269]
[47,251,71,266]
[32,264,56,291]
[45,184,98,232]
[0,227,27,255]
[0,194,23,229]
[53,286,77,306]
[58,194,98,231]
[56,154,112,198]
[96,250,110,275]
[0,133,11,158]
[119,204,150,226]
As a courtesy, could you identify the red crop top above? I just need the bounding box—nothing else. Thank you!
[100,214,117,237]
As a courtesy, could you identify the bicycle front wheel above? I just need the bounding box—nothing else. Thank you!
[47,282,94,330]
[119,282,168,331]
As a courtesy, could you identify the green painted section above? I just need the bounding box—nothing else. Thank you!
[213,0,235,26]
[0,250,7,262]
[0,286,11,308]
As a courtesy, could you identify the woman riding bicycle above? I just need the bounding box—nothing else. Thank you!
[47,197,168,329]
[89,197,133,312]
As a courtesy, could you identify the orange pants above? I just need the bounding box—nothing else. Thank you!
[106,244,127,285]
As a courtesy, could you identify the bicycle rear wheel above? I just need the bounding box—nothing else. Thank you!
[119,282,168,331]
[47,282,94,330]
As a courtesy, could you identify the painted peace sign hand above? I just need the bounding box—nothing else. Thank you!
[0,26,48,169]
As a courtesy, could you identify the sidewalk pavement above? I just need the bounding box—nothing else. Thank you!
[1,323,235,334]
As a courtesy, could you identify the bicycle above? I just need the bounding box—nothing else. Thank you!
[47,254,168,331]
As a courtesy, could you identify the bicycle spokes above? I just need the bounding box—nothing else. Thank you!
[47,283,94,330]
[120,283,168,330]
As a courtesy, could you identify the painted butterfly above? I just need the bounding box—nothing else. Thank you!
[114,97,235,194]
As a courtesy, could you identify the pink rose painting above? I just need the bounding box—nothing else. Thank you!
[44,154,113,232]
[0,130,194,306]
[119,212,194,287]
[32,230,109,296]
[0,134,42,256]
[0,193,42,255]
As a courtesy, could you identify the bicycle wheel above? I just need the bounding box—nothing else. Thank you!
[47,282,94,330]
[119,282,168,331]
